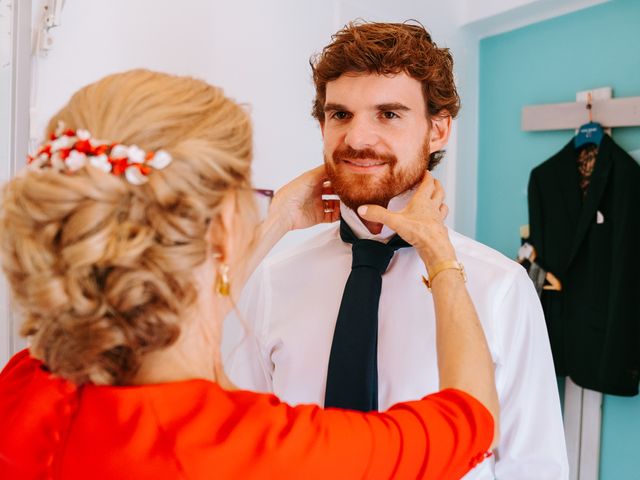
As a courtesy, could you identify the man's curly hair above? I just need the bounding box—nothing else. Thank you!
[310,21,460,169]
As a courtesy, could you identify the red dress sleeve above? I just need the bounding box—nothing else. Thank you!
[0,351,493,480]
[153,385,494,479]
[236,388,494,479]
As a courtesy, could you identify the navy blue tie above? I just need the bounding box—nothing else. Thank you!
[324,218,409,412]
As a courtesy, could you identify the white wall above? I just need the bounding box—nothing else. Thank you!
[32,0,334,190]
[0,0,14,370]
[1,0,31,367]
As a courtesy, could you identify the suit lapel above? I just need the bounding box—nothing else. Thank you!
[555,140,583,234]
[566,135,614,266]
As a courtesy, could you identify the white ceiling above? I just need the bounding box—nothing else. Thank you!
[457,0,612,38]
[349,0,612,39]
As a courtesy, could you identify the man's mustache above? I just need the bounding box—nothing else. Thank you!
[332,146,397,164]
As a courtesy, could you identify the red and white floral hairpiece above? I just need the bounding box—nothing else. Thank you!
[27,122,172,185]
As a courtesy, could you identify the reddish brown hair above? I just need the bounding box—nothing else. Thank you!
[311,21,460,168]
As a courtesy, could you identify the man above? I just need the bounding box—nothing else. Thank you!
[226,22,568,479]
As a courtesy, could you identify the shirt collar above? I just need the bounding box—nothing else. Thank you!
[340,189,416,242]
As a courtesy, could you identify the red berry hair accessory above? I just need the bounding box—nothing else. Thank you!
[27,122,172,185]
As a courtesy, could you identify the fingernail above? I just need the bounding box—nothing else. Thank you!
[357,205,368,216]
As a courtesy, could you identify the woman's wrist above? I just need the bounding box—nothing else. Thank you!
[424,261,466,290]
[417,242,457,272]
[266,197,294,234]
[260,209,290,247]
[412,222,455,267]
[241,207,290,284]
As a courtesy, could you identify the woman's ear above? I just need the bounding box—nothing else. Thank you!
[207,191,237,264]
[428,113,452,153]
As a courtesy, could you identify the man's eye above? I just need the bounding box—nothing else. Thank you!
[381,111,399,120]
[332,111,349,120]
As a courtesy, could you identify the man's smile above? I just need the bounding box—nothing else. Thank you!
[339,158,389,172]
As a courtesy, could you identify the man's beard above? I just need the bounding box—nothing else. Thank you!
[325,137,430,212]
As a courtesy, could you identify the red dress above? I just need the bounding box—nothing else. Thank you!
[0,350,492,479]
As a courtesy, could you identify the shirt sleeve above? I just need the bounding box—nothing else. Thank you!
[223,265,274,393]
[492,267,569,479]
[239,388,494,480]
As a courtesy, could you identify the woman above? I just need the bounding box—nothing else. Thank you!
[0,70,498,479]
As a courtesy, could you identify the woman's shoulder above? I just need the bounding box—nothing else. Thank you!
[0,350,285,478]
[0,349,79,478]
[0,349,281,437]
[0,348,78,410]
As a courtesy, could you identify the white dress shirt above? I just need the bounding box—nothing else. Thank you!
[224,194,569,479]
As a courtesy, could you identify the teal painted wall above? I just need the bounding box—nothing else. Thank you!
[477,0,640,478]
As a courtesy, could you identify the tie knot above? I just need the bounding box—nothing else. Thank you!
[351,240,396,274]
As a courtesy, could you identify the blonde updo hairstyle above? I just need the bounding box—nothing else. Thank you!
[0,69,254,385]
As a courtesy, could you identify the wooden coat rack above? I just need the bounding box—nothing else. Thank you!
[522,87,640,131]
[521,87,640,480]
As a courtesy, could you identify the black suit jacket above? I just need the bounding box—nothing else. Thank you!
[528,135,640,396]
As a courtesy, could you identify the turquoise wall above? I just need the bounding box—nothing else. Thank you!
[477,0,640,478]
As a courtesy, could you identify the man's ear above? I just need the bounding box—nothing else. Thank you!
[320,121,325,139]
[428,113,452,153]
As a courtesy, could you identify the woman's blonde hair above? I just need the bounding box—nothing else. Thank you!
[0,69,253,385]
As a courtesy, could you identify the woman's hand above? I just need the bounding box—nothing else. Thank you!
[357,172,455,269]
[238,166,340,292]
[361,172,500,441]
[269,165,340,232]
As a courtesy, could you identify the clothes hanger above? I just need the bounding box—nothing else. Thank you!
[527,245,562,291]
[542,271,562,291]
[574,92,604,149]
[516,228,563,292]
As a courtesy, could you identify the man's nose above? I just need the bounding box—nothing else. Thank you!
[344,117,379,150]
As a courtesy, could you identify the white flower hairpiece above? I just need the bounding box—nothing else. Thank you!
[27,122,173,185]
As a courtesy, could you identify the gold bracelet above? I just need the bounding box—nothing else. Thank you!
[421,260,466,290]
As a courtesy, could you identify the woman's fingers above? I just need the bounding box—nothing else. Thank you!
[321,178,340,222]
[323,203,340,223]
[439,203,449,221]
[356,172,454,266]
[415,171,436,199]
[357,204,400,231]
[306,165,329,181]
[432,179,445,204]
[271,165,343,231]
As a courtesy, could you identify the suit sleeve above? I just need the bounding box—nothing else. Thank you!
[241,388,494,480]
[493,268,569,479]
[223,265,274,393]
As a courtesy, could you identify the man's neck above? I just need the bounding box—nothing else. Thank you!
[361,217,384,235]
[342,190,415,239]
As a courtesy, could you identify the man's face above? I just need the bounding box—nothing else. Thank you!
[322,72,432,211]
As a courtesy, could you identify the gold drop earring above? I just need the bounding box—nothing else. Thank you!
[214,260,231,297]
